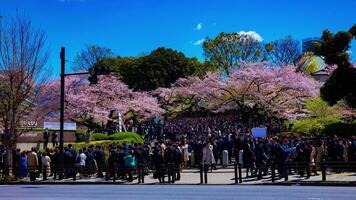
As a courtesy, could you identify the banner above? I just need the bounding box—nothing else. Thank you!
[252,127,266,138]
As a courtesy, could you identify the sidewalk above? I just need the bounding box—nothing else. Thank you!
[5,167,356,186]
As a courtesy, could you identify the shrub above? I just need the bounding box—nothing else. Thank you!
[291,116,342,136]
[107,132,144,143]
[75,129,87,142]
[89,132,144,143]
[73,139,142,157]
[90,133,109,141]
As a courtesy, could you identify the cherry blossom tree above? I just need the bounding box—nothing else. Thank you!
[36,75,163,127]
[155,63,320,122]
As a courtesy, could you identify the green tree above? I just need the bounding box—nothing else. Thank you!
[305,97,339,118]
[203,32,264,74]
[291,98,342,136]
[188,58,217,78]
[313,24,356,108]
[96,47,215,91]
[123,47,192,91]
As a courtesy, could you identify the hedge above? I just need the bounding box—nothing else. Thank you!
[291,116,342,136]
[90,132,144,144]
[73,140,135,157]
[291,116,356,138]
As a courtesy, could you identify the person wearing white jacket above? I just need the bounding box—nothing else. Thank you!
[202,140,216,171]
[41,153,51,180]
[75,149,87,179]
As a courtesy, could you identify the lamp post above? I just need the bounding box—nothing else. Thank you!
[59,47,90,153]
[59,47,65,153]
[58,47,109,153]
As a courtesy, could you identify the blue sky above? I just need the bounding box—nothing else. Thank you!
[1,0,356,76]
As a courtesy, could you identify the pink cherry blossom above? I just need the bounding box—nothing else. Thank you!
[36,75,164,124]
[155,63,320,120]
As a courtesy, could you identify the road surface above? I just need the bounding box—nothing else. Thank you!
[0,185,354,200]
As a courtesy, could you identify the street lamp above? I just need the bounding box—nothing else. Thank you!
[59,47,111,153]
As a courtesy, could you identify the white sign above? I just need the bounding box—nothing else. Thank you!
[43,122,76,130]
[20,121,38,127]
[252,127,267,138]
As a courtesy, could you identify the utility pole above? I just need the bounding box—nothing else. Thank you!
[60,47,65,153]
[58,47,111,154]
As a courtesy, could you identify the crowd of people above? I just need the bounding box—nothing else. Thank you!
[1,115,356,182]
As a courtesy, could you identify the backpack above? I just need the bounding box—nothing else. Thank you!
[124,155,137,168]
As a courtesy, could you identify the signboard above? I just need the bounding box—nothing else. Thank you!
[43,122,76,131]
[251,127,267,138]
[20,121,38,127]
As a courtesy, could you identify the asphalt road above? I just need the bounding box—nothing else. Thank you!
[0,185,354,200]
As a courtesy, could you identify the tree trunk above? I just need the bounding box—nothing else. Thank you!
[4,143,14,177]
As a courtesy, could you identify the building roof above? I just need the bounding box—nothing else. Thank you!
[311,69,329,76]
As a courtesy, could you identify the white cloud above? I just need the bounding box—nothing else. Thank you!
[193,38,205,46]
[196,23,203,30]
[238,31,263,42]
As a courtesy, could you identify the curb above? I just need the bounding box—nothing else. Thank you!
[1,181,356,187]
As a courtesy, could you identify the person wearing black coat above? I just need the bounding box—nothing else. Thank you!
[349,136,356,161]
[95,145,105,178]
[107,148,118,180]
[85,146,95,178]
[173,144,183,181]
[51,131,58,147]
[152,148,166,183]
[63,147,73,179]
[296,142,311,178]
[254,140,267,179]
[336,140,345,161]
[13,149,21,179]
[242,141,255,178]
[43,129,49,149]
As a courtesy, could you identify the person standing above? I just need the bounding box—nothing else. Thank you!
[173,143,183,181]
[315,140,325,171]
[202,140,216,171]
[94,145,105,178]
[19,151,28,178]
[51,148,60,179]
[124,150,136,182]
[242,142,255,178]
[27,148,39,181]
[75,149,87,179]
[309,141,318,176]
[181,139,189,168]
[152,148,165,183]
[85,146,95,178]
[51,131,58,147]
[13,149,21,179]
[349,136,356,161]
[43,128,49,149]
[85,130,91,144]
[41,152,51,180]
